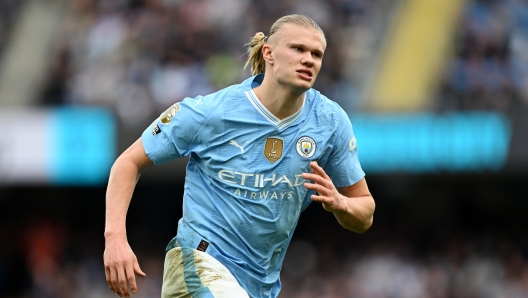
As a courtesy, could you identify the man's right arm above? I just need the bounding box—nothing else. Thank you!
[104,138,153,298]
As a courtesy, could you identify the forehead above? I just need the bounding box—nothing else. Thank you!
[274,23,326,51]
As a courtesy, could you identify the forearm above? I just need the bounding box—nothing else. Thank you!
[104,157,143,239]
[333,194,375,233]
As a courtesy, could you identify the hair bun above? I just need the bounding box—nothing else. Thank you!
[250,32,267,47]
[245,32,268,75]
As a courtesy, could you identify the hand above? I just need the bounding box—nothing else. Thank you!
[104,236,146,297]
[302,161,347,213]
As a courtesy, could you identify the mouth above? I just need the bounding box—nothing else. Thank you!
[296,69,313,81]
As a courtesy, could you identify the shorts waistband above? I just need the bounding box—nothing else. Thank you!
[166,219,210,253]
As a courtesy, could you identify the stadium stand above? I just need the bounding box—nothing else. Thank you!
[0,0,24,59]
[438,0,528,112]
[38,0,396,124]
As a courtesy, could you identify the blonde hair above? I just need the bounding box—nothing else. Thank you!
[244,14,325,76]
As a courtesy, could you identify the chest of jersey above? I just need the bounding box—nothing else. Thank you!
[190,100,337,218]
[199,111,327,187]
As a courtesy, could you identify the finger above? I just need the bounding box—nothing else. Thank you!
[134,259,147,277]
[302,170,330,185]
[118,264,130,298]
[301,172,325,184]
[310,161,330,178]
[310,161,330,180]
[302,173,333,192]
[304,166,332,188]
[304,182,327,194]
[125,263,137,296]
[105,264,114,292]
[110,265,121,296]
[311,193,330,204]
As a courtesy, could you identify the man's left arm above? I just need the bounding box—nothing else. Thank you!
[302,161,375,233]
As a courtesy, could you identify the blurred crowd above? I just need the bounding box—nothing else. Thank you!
[38,0,393,127]
[9,0,528,115]
[0,0,24,61]
[3,218,528,298]
[35,0,528,121]
[280,237,528,298]
[439,0,528,112]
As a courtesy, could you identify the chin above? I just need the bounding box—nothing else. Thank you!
[291,76,313,87]
[277,76,314,93]
[295,80,314,91]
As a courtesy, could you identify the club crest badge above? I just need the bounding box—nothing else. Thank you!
[160,103,181,125]
[264,137,283,163]
[296,136,316,158]
[349,137,357,150]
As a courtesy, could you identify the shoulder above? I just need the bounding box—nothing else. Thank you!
[309,89,350,124]
[179,80,248,117]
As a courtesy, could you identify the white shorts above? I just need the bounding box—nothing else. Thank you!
[161,244,249,298]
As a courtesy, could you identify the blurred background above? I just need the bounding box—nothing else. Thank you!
[1,0,528,297]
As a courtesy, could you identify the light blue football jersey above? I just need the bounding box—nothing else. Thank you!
[141,74,365,298]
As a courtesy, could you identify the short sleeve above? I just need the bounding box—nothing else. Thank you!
[324,107,365,187]
[141,96,209,165]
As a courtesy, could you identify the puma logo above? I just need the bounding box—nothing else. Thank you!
[229,140,249,153]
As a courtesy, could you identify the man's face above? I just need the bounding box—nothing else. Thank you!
[265,24,326,92]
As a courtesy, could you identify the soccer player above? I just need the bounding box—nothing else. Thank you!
[104,14,375,298]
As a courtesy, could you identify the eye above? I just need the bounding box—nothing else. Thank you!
[294,46,303,52]
[312,51,323,58]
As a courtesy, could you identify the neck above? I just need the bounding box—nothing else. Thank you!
[253,75,306,120]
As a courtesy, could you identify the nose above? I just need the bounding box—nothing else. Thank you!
[300,53,314,67]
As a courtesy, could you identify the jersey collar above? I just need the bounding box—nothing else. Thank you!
[245,89,305,130]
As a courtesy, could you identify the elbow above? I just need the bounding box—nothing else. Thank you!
[109,156,127,175]
[108,159,120,178]
[341,215,373,234]
[354,197,375,234]
[353,215,373,234]
[108,155,143,181]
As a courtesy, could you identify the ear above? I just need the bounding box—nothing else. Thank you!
[262,44,274,65]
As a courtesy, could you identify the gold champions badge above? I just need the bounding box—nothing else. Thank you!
[160,103,181,125]
[264,137,283,163]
